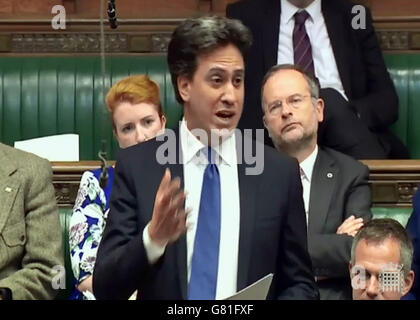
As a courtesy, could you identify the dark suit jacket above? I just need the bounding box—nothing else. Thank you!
[227,0,398,144]
[307,147,372,299]
[405,189,420,300]
[93,130,319,300]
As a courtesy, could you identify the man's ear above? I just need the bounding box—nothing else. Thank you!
[177,75,191,103]
[316,98,324,123]
[402,270,415,296]
[262,115,271,138]
[349,262,354,278]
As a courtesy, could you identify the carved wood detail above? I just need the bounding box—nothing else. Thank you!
[52,160,420,208]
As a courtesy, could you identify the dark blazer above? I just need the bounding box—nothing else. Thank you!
[227,0,398,144]
[93,130,319,300]
[307,147,372,299]
[405,189,420,300]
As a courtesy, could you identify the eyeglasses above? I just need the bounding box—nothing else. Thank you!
[266,94,312,116]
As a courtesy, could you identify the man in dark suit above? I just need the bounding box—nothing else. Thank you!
[405,189,420,300]
[227,0,409,159]
[262,64,372,299]
[93,16,318,300]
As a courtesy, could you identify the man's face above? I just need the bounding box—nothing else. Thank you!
[350,238,414,300]
[178,44,244,143]
[262,69,323,151]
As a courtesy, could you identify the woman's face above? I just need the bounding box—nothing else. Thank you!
[113,101,166,148]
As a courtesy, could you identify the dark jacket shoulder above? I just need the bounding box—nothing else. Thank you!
[320,146,369,174]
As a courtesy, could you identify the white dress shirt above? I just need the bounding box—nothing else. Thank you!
[299,145,318,225]
[143,118,240,300]
[278,0,348,100]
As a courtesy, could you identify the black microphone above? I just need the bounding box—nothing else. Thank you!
[108,0,118,29]
[98,140,109,189]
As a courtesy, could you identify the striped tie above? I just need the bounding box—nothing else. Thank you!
[293,10,315,75]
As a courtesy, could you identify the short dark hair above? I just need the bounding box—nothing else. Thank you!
[167,16,253,104]
[261,64,320,111]
[351,218,414,278]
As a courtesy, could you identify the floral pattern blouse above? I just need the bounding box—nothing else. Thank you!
[69,167,114,300]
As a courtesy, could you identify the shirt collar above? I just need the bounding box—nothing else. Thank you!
[299,144,318,182]
[180,118,237,166]
[281,0,322,24]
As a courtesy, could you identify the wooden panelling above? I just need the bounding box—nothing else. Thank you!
[0,0,418,53]
[0,0,419,19]
[370,0,420,17]
[52,160,420,208]
[74,0,202,19]
[0,0,63,16]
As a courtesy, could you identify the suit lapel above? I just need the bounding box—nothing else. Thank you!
[236,135,258,291]
[308,149,337,234]
[169,128,189,299]
[322,0,352,97]
[262,0,281,71]
[0,146,19,234]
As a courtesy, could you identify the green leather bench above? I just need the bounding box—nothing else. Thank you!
[0,56,183,160]
[56,208,75,300]
[385,53,420,159]
[0,54,419,159]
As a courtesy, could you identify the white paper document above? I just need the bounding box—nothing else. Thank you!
[225,273,273,300]
[14,134,79,161]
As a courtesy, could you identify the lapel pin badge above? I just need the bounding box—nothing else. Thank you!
[5,187,12,192]
[327,172,333,179]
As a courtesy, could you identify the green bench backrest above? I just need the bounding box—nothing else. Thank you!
[0,56,183,160]
[384,53,420,158]
[57,208,75,300]
[0,54,419,159]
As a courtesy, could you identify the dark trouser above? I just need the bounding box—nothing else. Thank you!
[317,277,352,300]
[318,88,410,159]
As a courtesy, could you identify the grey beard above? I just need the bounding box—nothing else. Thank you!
[274,132,315,158]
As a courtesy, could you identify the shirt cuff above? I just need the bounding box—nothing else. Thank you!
[142,223,167,265]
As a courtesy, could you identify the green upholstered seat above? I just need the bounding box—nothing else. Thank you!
[371,206,413,228]
[384,53,420,159]
[0,56,183,160]
[56,208,75,300]
[0,54,419,159]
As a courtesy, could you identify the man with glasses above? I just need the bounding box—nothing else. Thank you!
[228,0,409,159]
[262,64,372,299]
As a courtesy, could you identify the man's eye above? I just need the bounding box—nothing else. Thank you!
[292,97,302,104]
[233,77,243,86]
[211,76,223,84]
[270,103,281,110]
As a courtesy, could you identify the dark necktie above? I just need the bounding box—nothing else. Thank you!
[293,10,315,75]
[188,147,221,300]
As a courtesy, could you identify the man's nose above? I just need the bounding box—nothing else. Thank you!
[281,100,294,117]
[366,276,380,298]
[221,82,236,105]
